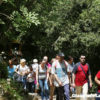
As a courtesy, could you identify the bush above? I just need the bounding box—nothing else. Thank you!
[0,79,25,100]
[89,82,97,94]
[0,62,8,78]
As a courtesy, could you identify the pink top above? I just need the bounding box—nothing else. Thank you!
[47,63,51,68]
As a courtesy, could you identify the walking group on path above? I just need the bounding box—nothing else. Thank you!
[7,52,100,100]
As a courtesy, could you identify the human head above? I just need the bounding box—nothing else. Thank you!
[43,56,48,62]
[80,55,86,64]
[55,54,60,60]
[67,56,73,64]
[41,60,46,67]
[57,52,65,62]
[9,60,13,65]
[20,59,26,67]
[41,60,46,64]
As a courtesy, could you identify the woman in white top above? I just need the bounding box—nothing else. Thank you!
[15,59,29,90]
[36,60,49,100]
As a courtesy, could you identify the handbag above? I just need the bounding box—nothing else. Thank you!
[80,64,90,88]
[13,65,27,82]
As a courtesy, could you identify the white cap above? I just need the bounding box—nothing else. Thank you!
[33,59,38,63]
[20,59,26,63]
[43,56,48,60]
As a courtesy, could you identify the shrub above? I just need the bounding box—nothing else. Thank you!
[0,62,8,78]
[0,79,25,100]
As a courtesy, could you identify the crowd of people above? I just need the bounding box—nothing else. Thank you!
[7,52,100,100]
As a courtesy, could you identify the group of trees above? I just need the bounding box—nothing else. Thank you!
[0,0,100,75]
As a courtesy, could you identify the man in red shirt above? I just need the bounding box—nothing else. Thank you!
[95,71,100,100]
[72,55,92,100]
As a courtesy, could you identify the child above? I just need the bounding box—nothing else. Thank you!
[27,65,35,93]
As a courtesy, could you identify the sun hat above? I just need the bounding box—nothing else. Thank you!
[20,59,26,63]
[43,56,48,60]
[33,59,38,63]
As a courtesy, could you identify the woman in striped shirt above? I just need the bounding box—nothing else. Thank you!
[36,60,49,100]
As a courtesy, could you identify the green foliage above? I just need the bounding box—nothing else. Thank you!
[0,62,8,78]
[0,19,5,24]
[89,82,97,93]
[0,0,100,67]
[0,0,100,94]
[0,79,24,100]
[1,0,40,42]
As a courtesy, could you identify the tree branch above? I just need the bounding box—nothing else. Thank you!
[0,13,11,20]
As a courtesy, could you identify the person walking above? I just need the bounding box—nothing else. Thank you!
[72,55,92,100]
[49,58,56,100]
[67,56,75,95]
[7,59,16,78]
[95,71,100,100]
[51,52,70,100]
[36,60,49,100]
[27,64,35,93]
[32,59,39,92]
[15,59,29,90]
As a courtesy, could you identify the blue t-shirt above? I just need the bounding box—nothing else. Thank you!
[7,65,16,78]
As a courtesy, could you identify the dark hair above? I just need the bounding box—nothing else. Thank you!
[28,64,33,71]
[28,64,32,68]
[67,56,73,61]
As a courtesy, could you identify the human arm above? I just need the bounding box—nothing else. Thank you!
[54,74,62,86]
[71,64,78,87]
[88,75,92,88]
[51,61,62,86]
[95,71,100,86]
[87,64,92,88]
[15,65,20,74]
[72,73,76,87]
[36,67,39,87]
[46,69,49,82]
[95,76,100,85]
[66,62,71,83]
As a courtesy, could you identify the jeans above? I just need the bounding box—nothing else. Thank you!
[22,76,27,89]
[39,79,49,100]
[56,84,70,100]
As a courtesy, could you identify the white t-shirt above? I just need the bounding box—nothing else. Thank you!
[32,63,38,72]
[51,60,69,87]
[16,64,29,75]
[68,62,74,73]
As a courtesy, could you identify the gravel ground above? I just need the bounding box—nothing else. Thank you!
[0,94,95,100]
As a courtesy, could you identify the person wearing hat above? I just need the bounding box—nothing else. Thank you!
[32,59,39,92]
[43,56,51,68]
[32,59,38,72]
[51,52,70,100]
[15,58,29,90]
